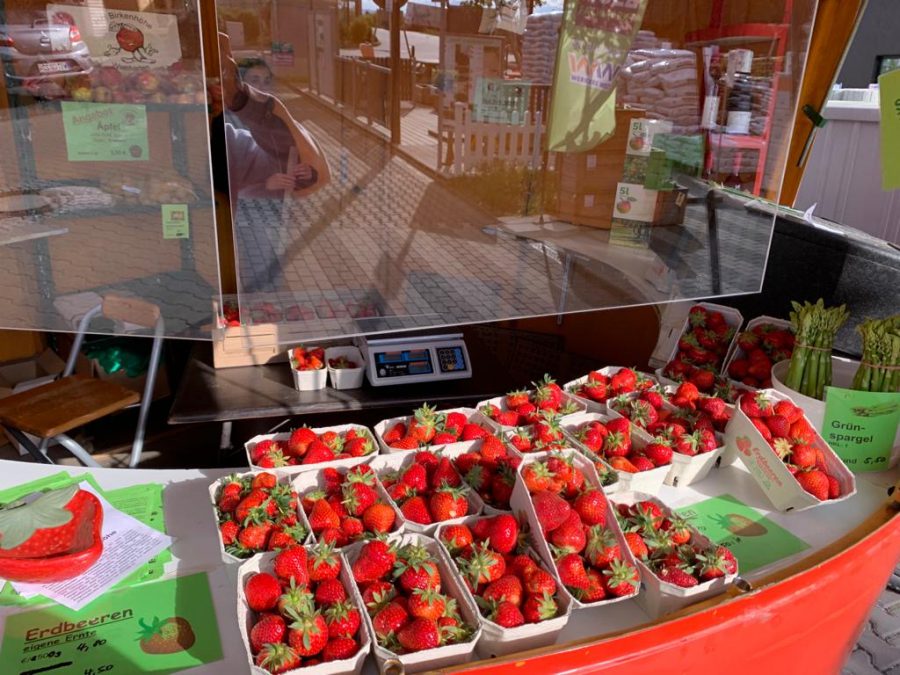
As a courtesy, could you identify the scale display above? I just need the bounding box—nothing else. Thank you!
[362,334,472,386]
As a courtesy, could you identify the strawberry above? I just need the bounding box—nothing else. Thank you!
[490,601,524,628]
[531,490,572,533]
[774,400,803,424]
[623,532,649,559]
[751,418,773,442]
[390,436,420,450]
[506,390,529,408]
[372,601,409,638]
[250,613,286,654]
[352,540,396,583]
[444,411,468,434]
[245,572,281,612]
[522,592,558,623]
[644,439,674,466]
[495,410,521,427]
[238,522,274,551]
[383,422,407,445]
[609,368,638,393]
[341,517,364,540]
[324,600,361,639]
[287,611,328,657]
[429,485,469,521]
[344,436,374,457]
[739,391,773,418]
[524,566,557,596]
[827,475,841,499]
[219,520,239,546]
[657,565,699,588]
[585,525,620,569]
[431,458,462,489]
[322,637,359,662]
[431,432,459,445]
[251,439,280,462]
[549,511,587,554]
[308,543,341,582]
[234,490,268,524]
[362,503,396,534]
[790,443,817,469]
[256,642,301,673]
[795,469,829,500]
[361,581,395,611]
[440,524,474,553]
[315,578,347,606]
[460,541,506,585]
[696,549,728,581]
[302,441,336,464]
[555,552,590,590]
[630,456,655,472]
[397,618,440,651]
[608,456,639,473]
[765,414,791,439]
[400,463,428,492]
[522,462,553,491]
[461,423,489,440]
[408,587,447,620]
[487,514,519,554]
[401,496,433,525]
[480,435,509,461]
[273,546,309,584]
[287,427,317,457]
[342,482,378,517]
[308,500,341,533]
[397,552,441,592]
[602,559,639,597]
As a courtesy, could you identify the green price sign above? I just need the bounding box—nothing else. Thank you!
[61,102,149,162]
[1,573,223,674]
[822,387,900,472]
[879,68,900,190]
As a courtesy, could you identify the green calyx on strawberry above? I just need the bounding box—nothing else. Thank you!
[0,484,104,582]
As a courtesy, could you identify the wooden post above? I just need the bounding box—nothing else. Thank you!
[389,0,402,144]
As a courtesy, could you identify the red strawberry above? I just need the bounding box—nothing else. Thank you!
[324,600,361,639]
[585,525,620,568]
[623,532,649,559]
[440,524,474,552]
[245,572,281,612]
[273,546,309,584]
[495,410,521,427]
[429,485,469,521]
[397,618,440,651]
[308,500,341,533]
[238,522,274,551]
[555,552,590,590]
[460,541,506,585]
[308,543,342,582]
[765,414,791,439]
[827,475,841,499]
[444,411,468,434]
[287,427,317,457]
[362,503,396,534]
[322,637,359,662]
[250,613,286,653]
[751,418,773,442]
[610,368,638,393]
[491,601,524,628]
[602,559,639,597]
[523,566,557,597]
[522,592,558,623]
[287,612,328,657]
[219,520,239,546]
[461,423,489,440]
[401,496,433,525]
[390,436,420,451]
[255,642,301,673]
[431,432,459,445]
[341,517,364,540]
[372,601,409,638]
[383,422,407,444]
[401,463,428,492]
[644,439,674,466]
[351,540,396,583]
[344,436,374,457]
[487,514,519,554]
[796,469,829,500]
[630,456,656,472]
[739,391,773,418]
[482,574,523,606]
[315,578,347,605]
[531,490,572,533]
[506,390,530,408]
[657,565,699,588]
[549,511,587,554]
[431,458,462,489]
[408,587,447,620]
[774,400,803,424]
[303,441,336,464]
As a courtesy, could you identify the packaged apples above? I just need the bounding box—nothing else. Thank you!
[210,471,311,562]
[478,375,586,429]
[293,465,402,547]
[246,425,378,472]
[510,451,641,608]
[436,515,571,656]
[725,389,856,511]
[237,546,370,674]
[376,405,493,452]
[610,492,739,618]
[346,534,480,672]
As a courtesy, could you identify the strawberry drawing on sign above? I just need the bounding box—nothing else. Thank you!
[105,22,158,63]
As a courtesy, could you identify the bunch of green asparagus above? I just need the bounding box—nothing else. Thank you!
[853,316,900,393]
[785,299,849,400]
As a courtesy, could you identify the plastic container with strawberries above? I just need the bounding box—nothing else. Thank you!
[209,470,313,564]
[723,389,857,512]
[564,366,659,414]
[369,451,485,536]
[510,450,642,610]
[476,375,587,432]
[374,405,494,454]
[344,532,482,673]
[291,465,404,547]
[609,491,740,619]
[245,425,378,474]
[560,411,666,494]
[237,547,371,674]
[434,514,572,657]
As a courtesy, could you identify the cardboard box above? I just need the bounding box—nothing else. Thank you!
[612,183,688,226]
[78,356,170,401]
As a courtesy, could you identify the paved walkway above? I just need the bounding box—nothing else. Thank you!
[844,566,900,675]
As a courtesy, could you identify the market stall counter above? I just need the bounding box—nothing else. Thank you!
[0,457,895,674]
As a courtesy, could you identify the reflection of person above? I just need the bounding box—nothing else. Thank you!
[213,33,330,200]
[238,58,274,93]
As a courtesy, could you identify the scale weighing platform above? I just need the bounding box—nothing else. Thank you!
[359,334,472,386]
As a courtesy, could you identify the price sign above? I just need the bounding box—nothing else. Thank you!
[879,68,900,190]
[822,387,900,472]
[61,103,149,162]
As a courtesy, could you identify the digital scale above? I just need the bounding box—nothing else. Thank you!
[359,333,472,386]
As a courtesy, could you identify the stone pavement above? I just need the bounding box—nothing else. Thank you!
[844,566,900,675]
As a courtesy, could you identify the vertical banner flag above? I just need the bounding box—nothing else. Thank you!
[546,0,648,153]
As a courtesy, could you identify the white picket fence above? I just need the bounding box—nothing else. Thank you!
[442,102,545,174]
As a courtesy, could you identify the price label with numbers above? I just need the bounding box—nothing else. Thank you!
[0,573,222,675]
[61,102,149,162]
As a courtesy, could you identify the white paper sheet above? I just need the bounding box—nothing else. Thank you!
[8,483,172,610]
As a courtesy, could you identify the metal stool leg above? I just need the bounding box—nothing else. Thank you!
[2,426,52,464]
[55,433,101,468]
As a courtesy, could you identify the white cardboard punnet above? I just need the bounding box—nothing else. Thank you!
[722,315,792,389]
[210,470,312,564]
[564,367,659,415]
[433,515,572,657]
[609,491,738,619]
[237,550,371,675]
[373,407,493,454]
[245,425,378,474]
[344,532,481,673]
[724,388,857,512]
[324,345,365,390]
[510,450,642,610]
[476,391,587,431]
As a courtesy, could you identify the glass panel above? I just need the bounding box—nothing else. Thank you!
[218,0,817,341]
[0,0,219,338]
